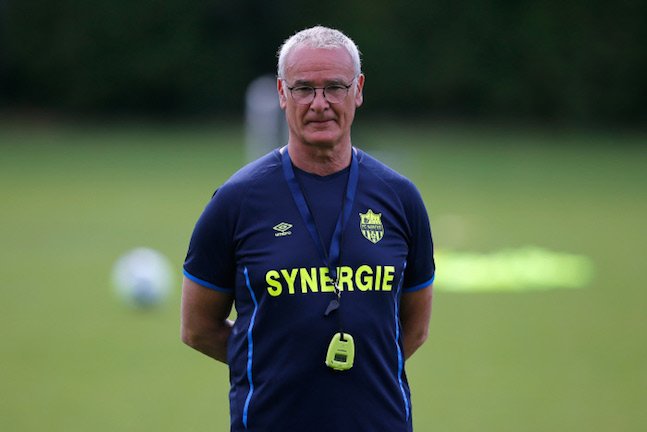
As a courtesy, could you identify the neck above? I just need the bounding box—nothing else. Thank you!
[287,142,352,176]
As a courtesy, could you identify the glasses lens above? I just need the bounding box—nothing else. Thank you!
[324,85,349,104]
[288,82,353,105]
[291,87,314,104]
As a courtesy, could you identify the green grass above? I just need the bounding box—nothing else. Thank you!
[1,121,645,431]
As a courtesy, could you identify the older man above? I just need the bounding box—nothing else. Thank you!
[182,26,435,431]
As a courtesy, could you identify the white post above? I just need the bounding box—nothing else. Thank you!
[245,75,287,162]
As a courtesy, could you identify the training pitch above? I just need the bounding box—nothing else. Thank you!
[0,121,645,431]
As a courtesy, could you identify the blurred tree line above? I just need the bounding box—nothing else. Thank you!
[1,0,645,126]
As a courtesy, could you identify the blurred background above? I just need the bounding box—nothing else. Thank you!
[1,1,645,431]
[2,0,647,124]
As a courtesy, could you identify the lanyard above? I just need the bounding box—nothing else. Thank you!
[281,146,359,285]
[282,146,360,371]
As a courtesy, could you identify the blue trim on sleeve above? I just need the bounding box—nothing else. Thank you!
[394,262,411,421]
[242,267,259,429]
[402,274,435,293]
[182,269,233,293]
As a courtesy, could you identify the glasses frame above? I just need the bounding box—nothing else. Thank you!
[283,75,359,105]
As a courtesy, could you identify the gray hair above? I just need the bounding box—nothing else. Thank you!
[277,26,362,78]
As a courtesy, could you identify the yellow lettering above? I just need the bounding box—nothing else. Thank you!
[281,268,298,295]
[267,265,395,296]
[375,266,382,291]
[355,265,373,291]
[320,267,335,292]
[266,270,282,296]
[337,266,353,291]
[300,267,318,293]
[382,266,395,291]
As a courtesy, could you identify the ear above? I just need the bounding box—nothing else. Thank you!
[277,78,288,110]
[354,74,365,108]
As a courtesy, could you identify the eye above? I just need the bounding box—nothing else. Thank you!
[292,86,314,97]
[325,85,347,95]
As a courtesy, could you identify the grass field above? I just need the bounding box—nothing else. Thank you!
[1,121,645,431]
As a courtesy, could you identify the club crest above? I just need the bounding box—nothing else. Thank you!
[359,209,384,244]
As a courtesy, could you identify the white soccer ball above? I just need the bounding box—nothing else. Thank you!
[112,248,174,308]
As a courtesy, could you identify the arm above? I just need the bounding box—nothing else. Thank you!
[181,276,234,363]
[400,284,433,360]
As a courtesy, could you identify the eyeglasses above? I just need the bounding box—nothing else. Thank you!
[284,76,358,105]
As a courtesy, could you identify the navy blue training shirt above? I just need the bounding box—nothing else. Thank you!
[184,147,435,432]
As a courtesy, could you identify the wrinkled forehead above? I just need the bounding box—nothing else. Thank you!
[283,45,356,82]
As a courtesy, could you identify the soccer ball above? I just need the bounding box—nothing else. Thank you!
[112,248,174,308]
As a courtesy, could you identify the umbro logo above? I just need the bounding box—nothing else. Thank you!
[273,222,293,237]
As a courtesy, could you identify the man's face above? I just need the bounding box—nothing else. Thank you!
[278,45,364,150]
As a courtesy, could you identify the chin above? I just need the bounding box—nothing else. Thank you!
[305,138,341,149]
[302,132,340,147]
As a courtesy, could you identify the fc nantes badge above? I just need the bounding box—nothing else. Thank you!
[359,209,384,244]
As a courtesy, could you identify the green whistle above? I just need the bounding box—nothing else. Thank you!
[325,332,355,371]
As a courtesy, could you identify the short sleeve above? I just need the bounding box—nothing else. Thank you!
[402,184,435,292]
[183,187,238,293]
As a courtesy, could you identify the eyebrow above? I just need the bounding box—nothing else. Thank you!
[291,77,351,87]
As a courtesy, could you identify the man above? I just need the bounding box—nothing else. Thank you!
[181,26,435,431]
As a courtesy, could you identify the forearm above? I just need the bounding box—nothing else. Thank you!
[181,277,235,364]
[182,318,234,363]
[402,323,429,360]
[400,285,433,360]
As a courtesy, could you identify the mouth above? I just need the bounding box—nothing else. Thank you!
[307,119,335,125]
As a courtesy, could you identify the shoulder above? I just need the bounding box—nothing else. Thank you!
[198,149,282,224]
[224,149,282,189]
[214,149,282,200]
[356,148,421,199]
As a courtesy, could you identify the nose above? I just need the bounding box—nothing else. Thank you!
[310,88,330,109]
